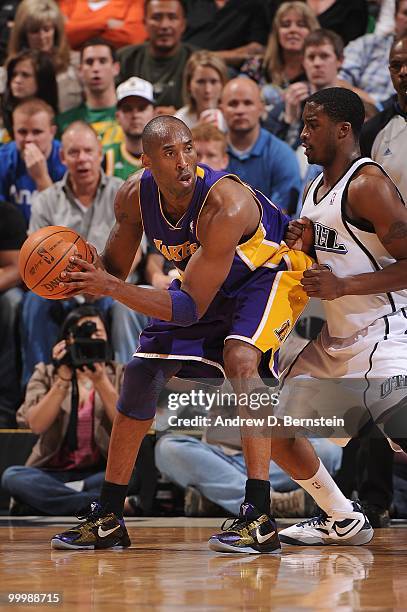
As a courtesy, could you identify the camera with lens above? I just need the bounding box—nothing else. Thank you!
[56,320,112,369]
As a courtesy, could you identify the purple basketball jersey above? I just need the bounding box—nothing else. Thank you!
[136,164,310,381]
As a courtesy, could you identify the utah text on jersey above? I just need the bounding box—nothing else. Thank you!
[314,222,348,254]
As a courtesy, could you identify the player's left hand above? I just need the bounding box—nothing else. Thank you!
[59,256,117,297]
[301,263,345,300]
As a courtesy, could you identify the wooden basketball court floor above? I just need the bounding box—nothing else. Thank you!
[1,517,406,611]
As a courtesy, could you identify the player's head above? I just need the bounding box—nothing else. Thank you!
[301,87,365,165]
[142,115,197,198]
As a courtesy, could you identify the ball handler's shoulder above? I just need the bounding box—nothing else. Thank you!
[205,175,256,217]
[198,176,259,241]
[114,169,145,223]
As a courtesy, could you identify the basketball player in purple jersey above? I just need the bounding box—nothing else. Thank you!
[51,114,372,553]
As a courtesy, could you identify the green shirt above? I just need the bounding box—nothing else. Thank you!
[104,142,142,180]
[57,102,123,146]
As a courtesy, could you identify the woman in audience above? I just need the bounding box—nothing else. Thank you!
[241,1,319,110]
[1,49,58,141]
[175,51,228,131]
[6,0,82,112]
[1,305,123,516]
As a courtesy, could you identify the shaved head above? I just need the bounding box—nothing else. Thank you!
[141,115,197,199]
[142,115,192,155]
[220,77,264,136]
[221,77,263,105]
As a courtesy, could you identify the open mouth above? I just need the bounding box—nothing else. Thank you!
[178,172,192,185]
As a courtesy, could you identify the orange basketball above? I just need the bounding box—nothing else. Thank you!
[19,226,93,300]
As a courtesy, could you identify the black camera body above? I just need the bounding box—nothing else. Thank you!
[57,320,112,369]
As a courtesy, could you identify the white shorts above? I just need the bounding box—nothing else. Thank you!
[276,308,407,445]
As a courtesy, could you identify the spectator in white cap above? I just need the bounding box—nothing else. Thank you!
[104,77,155,180]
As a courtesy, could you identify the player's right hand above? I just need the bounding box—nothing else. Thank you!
[285,217,314,253]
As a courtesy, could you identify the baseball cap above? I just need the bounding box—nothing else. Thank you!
[116,77,154,105]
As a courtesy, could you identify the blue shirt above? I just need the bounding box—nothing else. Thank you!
[226,128,301,214]
[0,140,66,224]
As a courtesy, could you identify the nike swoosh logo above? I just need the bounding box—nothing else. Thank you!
[98,525,121,538]
[334,519,361,537]
[256,529,276,544]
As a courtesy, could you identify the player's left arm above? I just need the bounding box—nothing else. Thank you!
[302,168,407,299]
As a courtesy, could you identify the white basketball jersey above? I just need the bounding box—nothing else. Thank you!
[301,157,407,338]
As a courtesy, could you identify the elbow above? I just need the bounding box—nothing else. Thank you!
[26,412,46,435]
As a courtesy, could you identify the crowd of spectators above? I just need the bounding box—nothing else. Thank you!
[0,0,406,524]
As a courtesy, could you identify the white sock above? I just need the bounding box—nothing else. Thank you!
[293,460,353,515]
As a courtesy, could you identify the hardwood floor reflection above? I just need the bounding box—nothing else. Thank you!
[1,521,406,610]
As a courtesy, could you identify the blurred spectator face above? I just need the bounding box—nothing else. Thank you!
[61,127,103,190]
[116,96,155,138]
[389,38,407,103]
[13,109,55,158]
[26,22,55,53]
[221,79,264,134]
[396,0,407,37]
[194,139,228,170]
[189,66,223,113]
[10,58,37,99]
[278,9,311,53]
[144,0,186,54]
[303,43,342,89]
[79,45,119,95]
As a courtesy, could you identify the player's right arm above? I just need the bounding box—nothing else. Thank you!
[99,171,144,280]
[62,177,256,323]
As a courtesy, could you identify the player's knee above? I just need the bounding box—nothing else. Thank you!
[224,343,259,379]
[117,357,163,421]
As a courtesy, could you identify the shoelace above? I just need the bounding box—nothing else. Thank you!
[76,501,104,521]
[220,515,251,532]
[300,511,331,528]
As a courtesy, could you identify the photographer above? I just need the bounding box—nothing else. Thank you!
[1,305,124,516]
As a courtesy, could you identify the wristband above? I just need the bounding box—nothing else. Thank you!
[169,289,198,327]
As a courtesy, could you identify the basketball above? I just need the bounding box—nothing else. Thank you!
[19,226,93,300]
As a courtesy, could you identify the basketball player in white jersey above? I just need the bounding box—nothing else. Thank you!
[275,87,407,546]
[210,88,387,554]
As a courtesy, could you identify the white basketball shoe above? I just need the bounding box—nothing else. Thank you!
[278,501,374,546]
